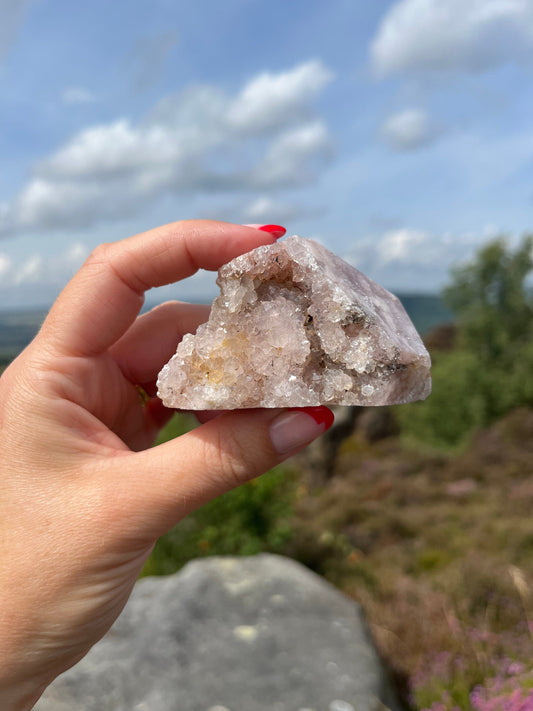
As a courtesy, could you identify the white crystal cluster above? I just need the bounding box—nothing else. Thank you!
[157,236,432,409]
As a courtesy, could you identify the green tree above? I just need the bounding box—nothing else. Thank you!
[443,235,533,363]
[399,235,533,448]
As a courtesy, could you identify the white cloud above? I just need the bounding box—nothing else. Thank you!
[14,179,110,230]
[13,254,42,285]
[371,0,533,76]
[347,226,501,292]
[63,242,88,265]
[0,241,89,307]
[256,121,333,186]
[377,228,430,264]
[380,108,441,151]
[0,239,218,307]
[227,60,333,134]
[2,242,88,289]
[0,252,12,280]
[0,202,10,238]
[39,119,183,179]
[2,60,334,238]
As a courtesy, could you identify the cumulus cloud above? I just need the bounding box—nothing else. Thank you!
[0,252,12,280]
[0,240,223,307]
[256,121,333,186]
[0,60,334,238]
[227,60,333,134]
[377,228,430,264]
[0,242,90,307]
[13,254,42,285]
[0,242,87,291]
[380,108,442,150]
[371,0,533,76]
[347,226,500,292]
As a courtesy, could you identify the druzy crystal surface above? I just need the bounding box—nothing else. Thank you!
[157,236,431,409]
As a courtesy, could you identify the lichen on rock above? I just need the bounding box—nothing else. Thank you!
[157,235,431,409]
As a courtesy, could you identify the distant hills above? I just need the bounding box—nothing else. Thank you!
[0,309,47,365]
[397,294,453,336]
[0,294,452,367]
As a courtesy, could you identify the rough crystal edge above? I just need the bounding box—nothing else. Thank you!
[156,235,432,409]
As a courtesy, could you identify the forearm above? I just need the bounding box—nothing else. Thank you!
[0,584,57,710]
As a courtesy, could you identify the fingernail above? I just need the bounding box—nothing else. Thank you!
[257,224,286,239]
[270,406,335,455]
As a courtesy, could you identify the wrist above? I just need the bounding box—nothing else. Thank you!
[0,624,51,711]
[0,680,47,711]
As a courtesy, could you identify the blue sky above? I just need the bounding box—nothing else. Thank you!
[1,0,532,308]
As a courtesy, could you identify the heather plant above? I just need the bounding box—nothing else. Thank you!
[470,672,533,711]
[297,409,533,710]
[372,573,533,711]
[418,665,533,711]
[143,410,533,710]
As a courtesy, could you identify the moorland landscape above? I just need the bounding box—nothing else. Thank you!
[2,237,533,710]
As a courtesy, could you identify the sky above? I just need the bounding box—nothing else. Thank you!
[1,0,533,308]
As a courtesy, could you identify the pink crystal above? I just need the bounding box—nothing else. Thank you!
[157,235,431,409]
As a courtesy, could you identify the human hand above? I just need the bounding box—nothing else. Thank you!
[0,220,334,710]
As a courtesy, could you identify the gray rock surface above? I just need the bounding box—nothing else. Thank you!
[36,554,400,711]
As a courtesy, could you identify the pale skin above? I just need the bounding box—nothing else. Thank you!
[0,220,333,710]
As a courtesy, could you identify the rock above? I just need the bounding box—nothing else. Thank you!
[36,554,401,711]
[157,235,431,409]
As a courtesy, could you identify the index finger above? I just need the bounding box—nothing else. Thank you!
[41,220,283,357]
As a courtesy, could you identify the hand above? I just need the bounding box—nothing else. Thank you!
[0,220,333,710]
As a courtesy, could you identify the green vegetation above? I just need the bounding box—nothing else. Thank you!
[141,236,533,710]
[398,235,533,449]
[3,239,533,709]
[142,415,296,576]
[147,408,533,710]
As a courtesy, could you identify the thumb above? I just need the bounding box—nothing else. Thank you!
[115,406,334,539]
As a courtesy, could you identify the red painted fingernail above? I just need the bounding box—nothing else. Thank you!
[257,224,286,239]
[290,406,335,431]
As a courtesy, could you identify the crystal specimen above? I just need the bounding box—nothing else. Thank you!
[157,235,431,409]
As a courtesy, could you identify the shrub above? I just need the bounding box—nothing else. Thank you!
[142,464,295,576]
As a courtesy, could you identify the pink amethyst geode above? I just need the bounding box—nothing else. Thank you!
[157,235,432,409]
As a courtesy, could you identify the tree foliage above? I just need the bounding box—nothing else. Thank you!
[399,235,533,447]
[443,236,533,363]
